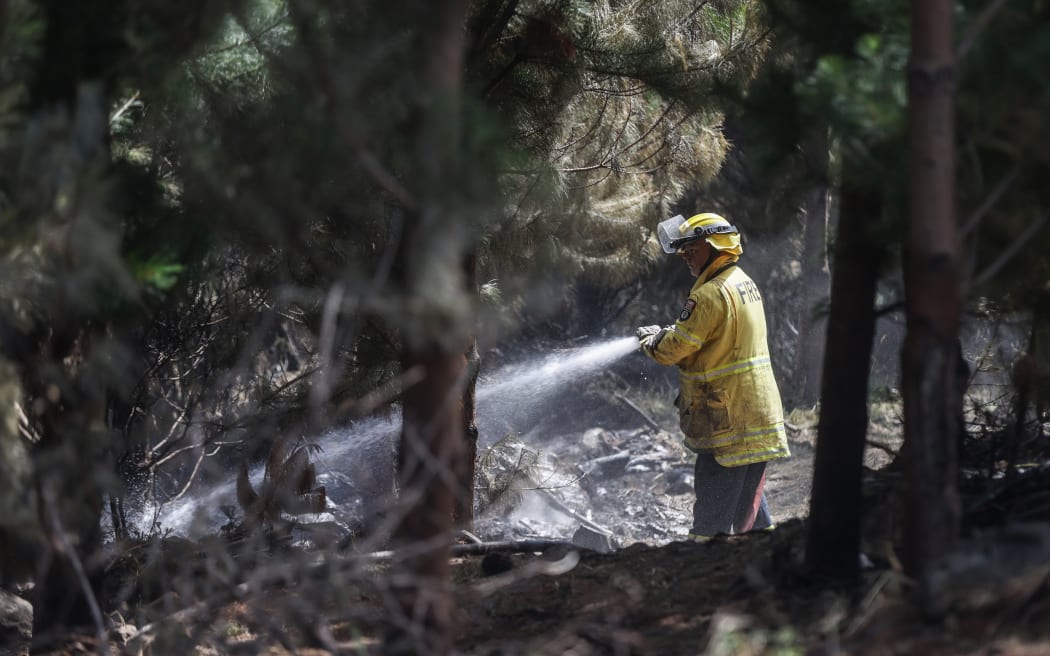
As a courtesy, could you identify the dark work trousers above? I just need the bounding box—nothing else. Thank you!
[692,453,773,536]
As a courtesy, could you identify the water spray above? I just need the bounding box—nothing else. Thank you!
[131,335,642,537]
[478,336,638,405]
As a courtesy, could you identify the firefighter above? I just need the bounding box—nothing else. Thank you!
[637,212,790,541]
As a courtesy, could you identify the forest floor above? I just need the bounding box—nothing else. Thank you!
[435,418,1046,656]
[9,386,1050,655]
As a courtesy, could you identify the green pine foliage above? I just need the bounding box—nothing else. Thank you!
[469,0,771,296]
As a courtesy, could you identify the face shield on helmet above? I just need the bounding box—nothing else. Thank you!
[656,213,742,255]
[657,215,689,253]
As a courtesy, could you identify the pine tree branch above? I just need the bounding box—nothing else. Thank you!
[973,209,1050,288]
[957,0,1012,60]
[960,164,1020,236]
[108,90,140,126]
[467,0,521,64]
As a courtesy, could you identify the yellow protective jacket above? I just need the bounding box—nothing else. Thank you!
[645,253,790,466]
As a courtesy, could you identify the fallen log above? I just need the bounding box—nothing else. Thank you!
[451,539,579,556]
[579,450,631,478]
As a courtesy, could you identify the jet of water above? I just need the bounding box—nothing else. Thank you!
[476,336,638,439]
[478,336,638,404]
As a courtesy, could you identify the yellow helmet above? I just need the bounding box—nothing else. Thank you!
[656,212,742,255]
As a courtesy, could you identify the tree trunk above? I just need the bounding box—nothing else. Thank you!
[388,2,470,653]
[804,181,884,581]
[791,126,832,408]
[26,1,118,640]
[454,261,481,529]
[393,346,466,653]
[902,0,961,610]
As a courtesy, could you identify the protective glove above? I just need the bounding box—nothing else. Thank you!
[636,325,666,355]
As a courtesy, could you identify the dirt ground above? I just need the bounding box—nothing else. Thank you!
[446,403,1046,656]
[445,521,1049,656]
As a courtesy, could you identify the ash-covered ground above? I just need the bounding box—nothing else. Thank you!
[469,420,826,552]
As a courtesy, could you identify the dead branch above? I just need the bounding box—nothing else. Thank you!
[613,392,661,431]
[40,488,108,655]
[447,539,585,556]
[960,165,1019,237]
[865,439,899,457]
[973,209,1049,288]
[537,487,615,537]
[108,90,140,126]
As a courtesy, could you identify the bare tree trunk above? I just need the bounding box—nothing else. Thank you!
[389,2,470,653]
[393,346,466,653]
[26,1,116,641]
[902,0,961,610]
[804,182,884,581]
[792,126,832,408]
[454,247,481,529]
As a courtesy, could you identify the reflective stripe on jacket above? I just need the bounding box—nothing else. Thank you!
[646,253,790,467]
